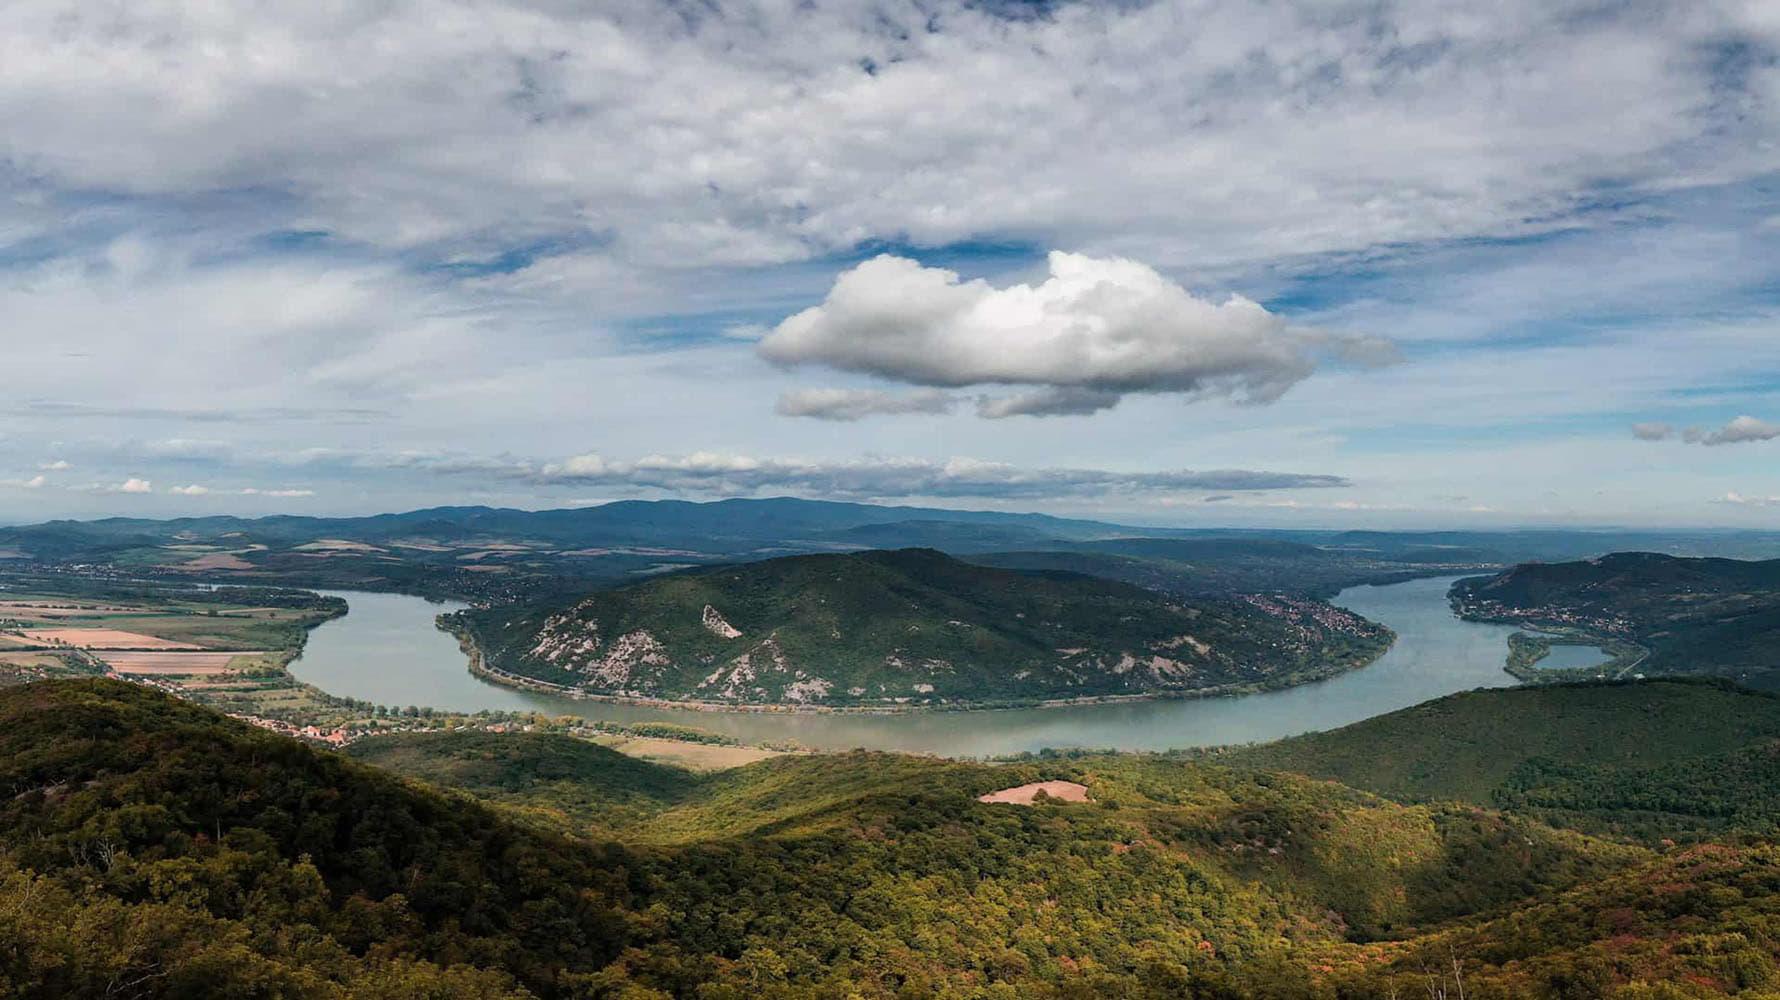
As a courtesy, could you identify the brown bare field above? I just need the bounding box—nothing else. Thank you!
[179,552,257,571]
[293,539,387,553]
[20,628,203,650]
[976,780,1092,805]
[587,735,787,772]
[0,651,70,669]
[386,539,454,551]
[101,651,257,675]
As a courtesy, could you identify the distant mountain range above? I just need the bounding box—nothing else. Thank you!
[445,547,1393,706]
[8,496,1779,600]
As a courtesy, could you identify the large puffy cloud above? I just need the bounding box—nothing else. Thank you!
[532,450,1348,500]
[761,252,1390,416]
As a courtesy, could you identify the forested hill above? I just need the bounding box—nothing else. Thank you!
[17,678,1780,998]
[1452,552,1780,687]
[1222,679,1780,842]
[445,547,1392,706]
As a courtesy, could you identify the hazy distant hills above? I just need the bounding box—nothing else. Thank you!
[1453,552,1780,688]
[9,496,1780,601]
[446,547,1393,706]
[0,497,1147,556]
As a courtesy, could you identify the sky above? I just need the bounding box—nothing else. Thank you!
[3,0,1780,528]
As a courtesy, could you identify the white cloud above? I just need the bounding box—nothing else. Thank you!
[112,478,153,494]
[0,3,1778,526]
[1638,415,1780,446]
[1685,415,1780,446]
[37,459,70,471]
[168,484,210,496]
[1,475,47,490]
[761,252,1390,415]
[3,2,1774,270]
[238,488,316,498]
[1718,491,1780,507]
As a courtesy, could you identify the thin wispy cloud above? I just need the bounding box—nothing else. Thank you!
[775,389,961,422]
[1633,416,1780,446]
[531,452,1349,501]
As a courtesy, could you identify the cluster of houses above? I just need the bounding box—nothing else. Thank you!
[1452,597,1633,636]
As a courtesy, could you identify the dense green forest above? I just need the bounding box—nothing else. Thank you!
[1220,679,1780,842]
[447,548,1391,706]
[7,678,1780,997]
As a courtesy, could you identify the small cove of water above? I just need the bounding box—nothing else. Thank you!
[1532,643,1613,672]
[288,575,1524,757]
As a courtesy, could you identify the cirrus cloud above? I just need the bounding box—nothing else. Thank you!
[760,252,1393,418]
[533,450,1349,501]
[774,388,961,422]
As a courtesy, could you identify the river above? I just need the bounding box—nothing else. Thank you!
[288,575,1523,757]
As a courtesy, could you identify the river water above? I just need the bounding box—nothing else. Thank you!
[289,575,1523,757]
[1531,643,1612,671]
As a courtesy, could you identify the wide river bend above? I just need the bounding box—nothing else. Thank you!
[290,575,1522,757]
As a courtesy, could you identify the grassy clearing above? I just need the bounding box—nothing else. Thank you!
[582,733,786,771]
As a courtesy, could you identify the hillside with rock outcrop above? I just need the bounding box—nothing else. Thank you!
[444,548,1392,706]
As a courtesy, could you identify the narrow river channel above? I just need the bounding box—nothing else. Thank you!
[289,575,1523,757]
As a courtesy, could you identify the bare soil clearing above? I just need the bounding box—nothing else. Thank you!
[977,780,1092,805]
[180,553,257,571]
[293,539,387,553]
[587,734,788,771]
[20,628,203,650]
[101,651,257,674]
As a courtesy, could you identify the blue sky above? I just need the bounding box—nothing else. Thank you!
[2,0,1779,527]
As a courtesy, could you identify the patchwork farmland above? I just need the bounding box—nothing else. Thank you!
[0,578,348,720]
